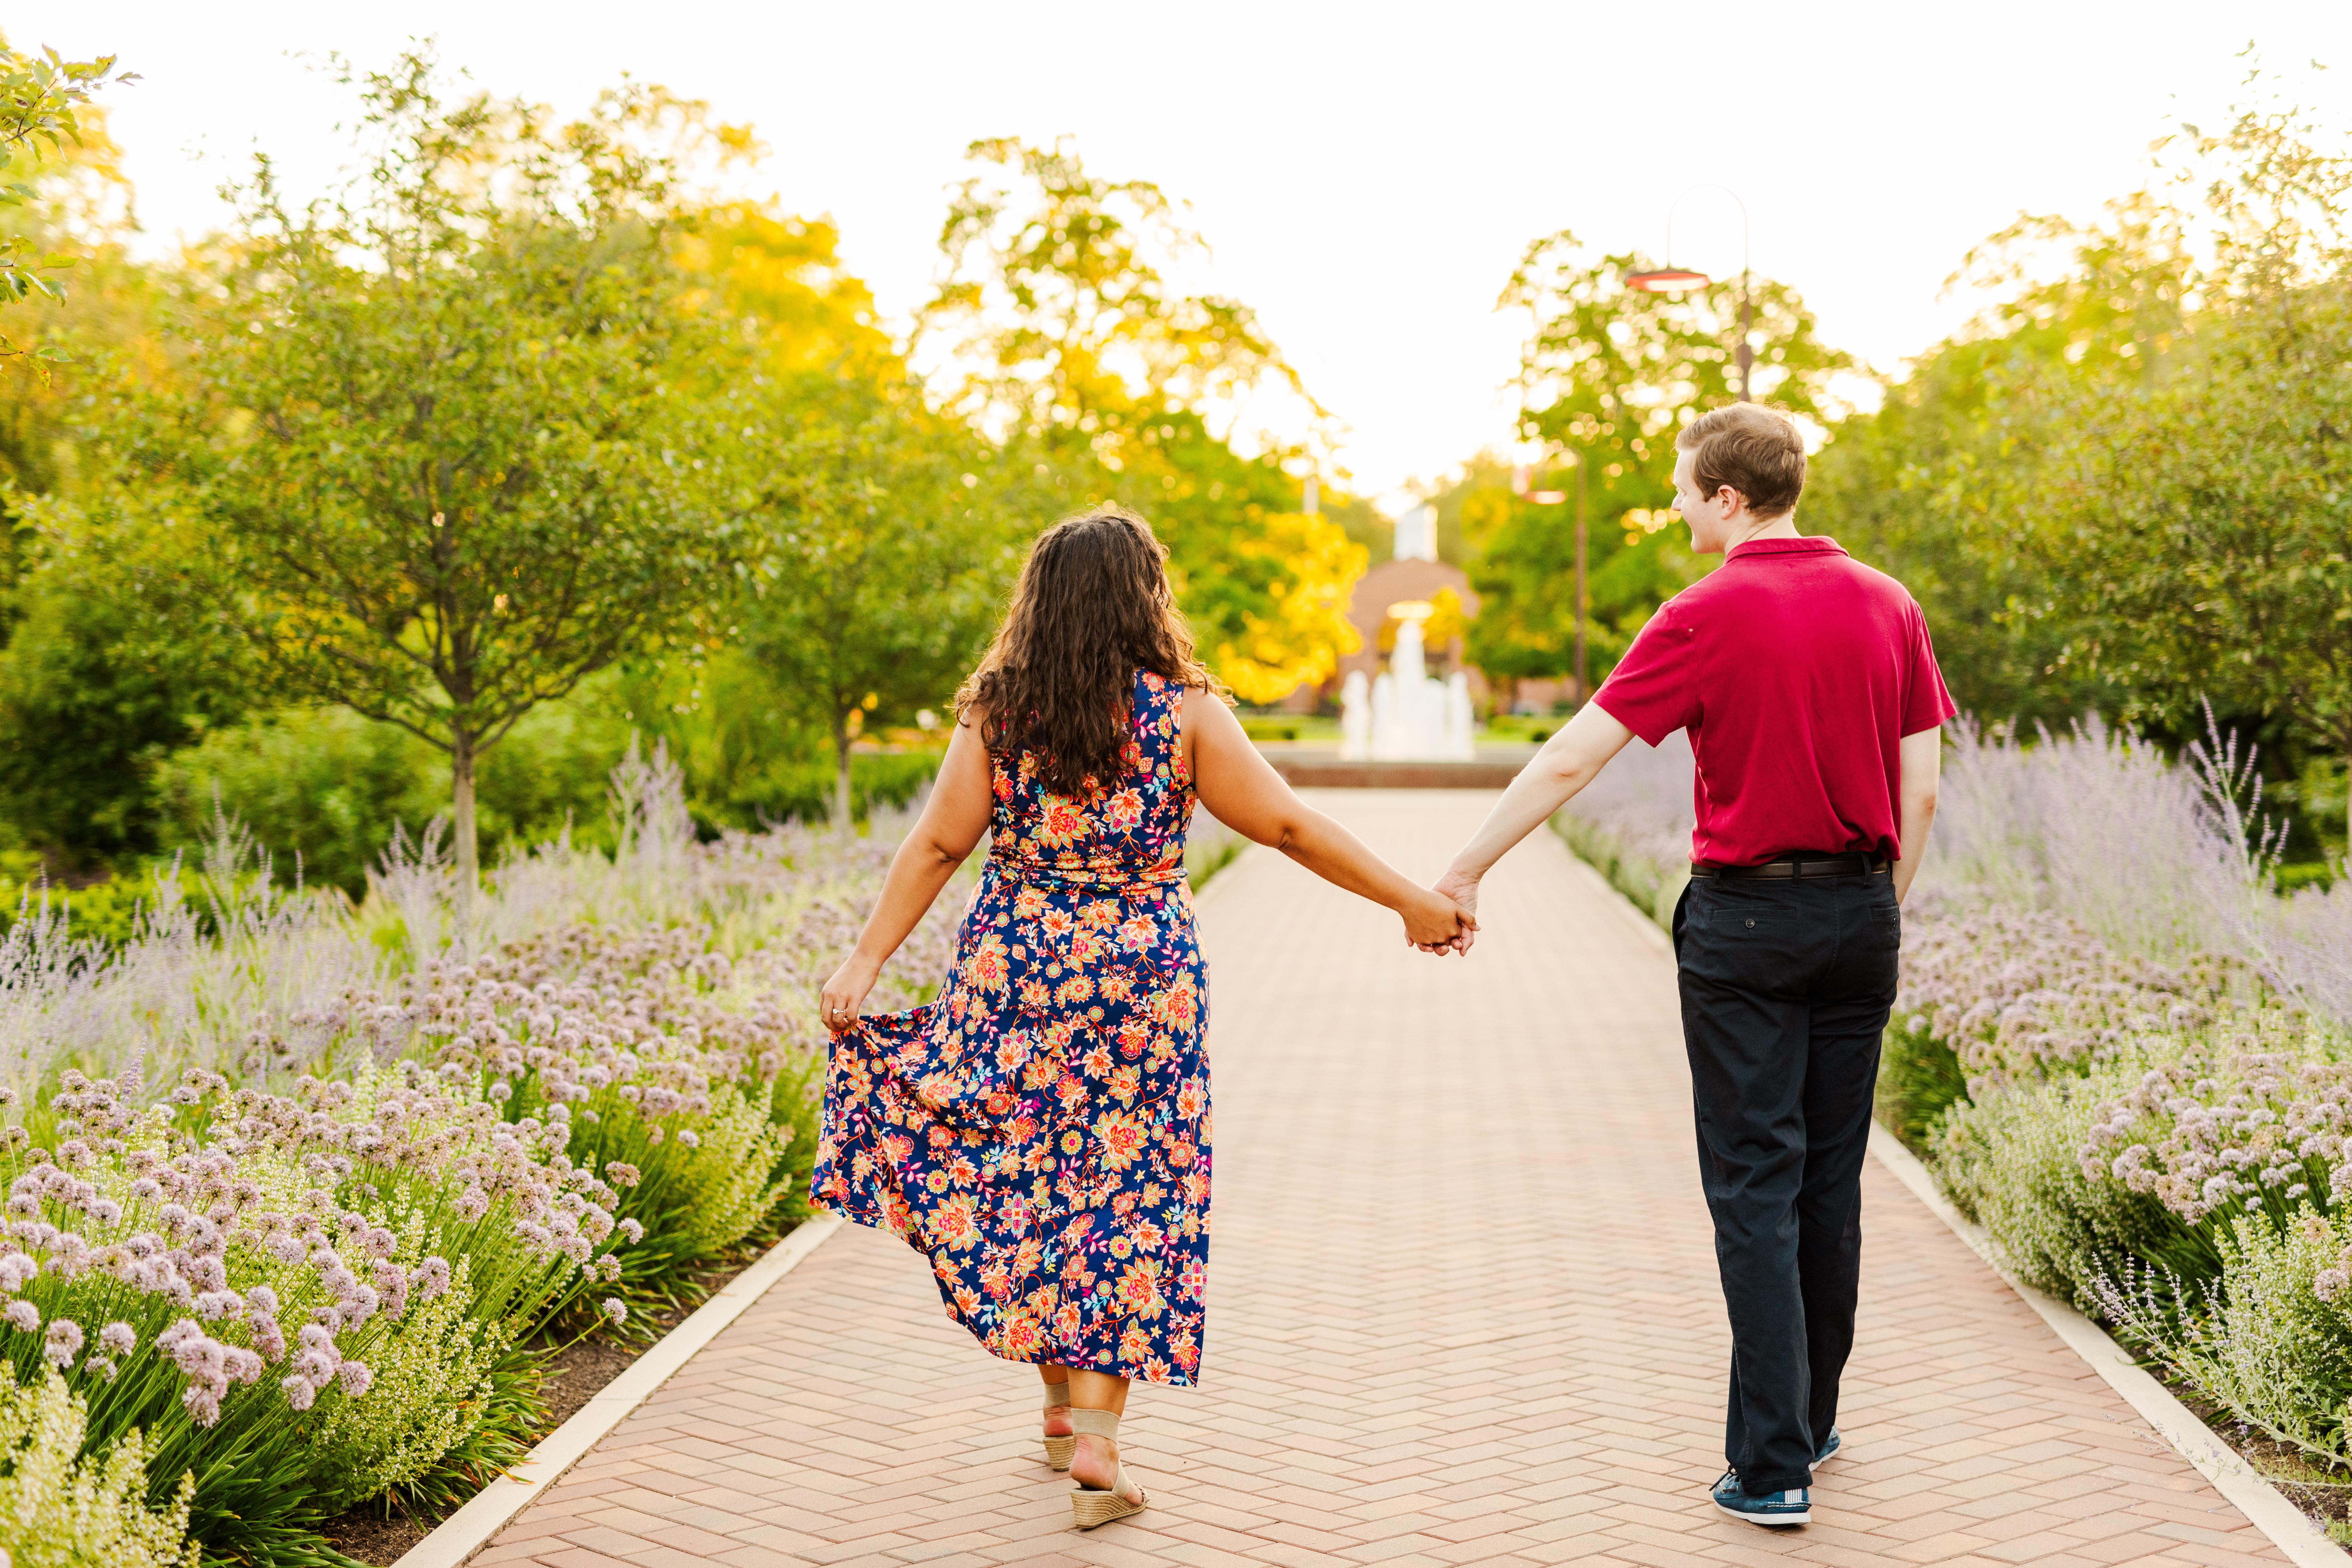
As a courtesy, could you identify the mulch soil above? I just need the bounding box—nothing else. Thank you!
[318,1253,759,1566]
[2165,1376,2352,1546]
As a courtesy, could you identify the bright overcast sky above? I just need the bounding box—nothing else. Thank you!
[35,1,2352,507]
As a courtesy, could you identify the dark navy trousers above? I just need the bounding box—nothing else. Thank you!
[1671,869,1900,1495]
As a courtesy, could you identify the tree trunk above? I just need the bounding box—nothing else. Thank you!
[452,726,480,894]
[833,714,855,834]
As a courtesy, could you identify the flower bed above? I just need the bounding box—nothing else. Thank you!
[1553,719,2352,1541]
[0,745,966,1566]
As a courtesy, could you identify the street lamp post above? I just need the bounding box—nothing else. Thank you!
[1623,186,1754,401]
[1510,461,1585,705]
[1573,455,1587,699]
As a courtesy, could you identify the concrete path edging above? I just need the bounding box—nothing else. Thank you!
[1563,839,2348,1564]
[393,1213,846,1568]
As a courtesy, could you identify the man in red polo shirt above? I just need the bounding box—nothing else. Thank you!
[1430,401,1952,1531]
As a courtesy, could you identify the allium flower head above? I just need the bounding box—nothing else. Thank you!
[601,1297,627,1326]
[99,1320,135,1355]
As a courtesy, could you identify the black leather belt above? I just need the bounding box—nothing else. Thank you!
[1689,853,1889,880]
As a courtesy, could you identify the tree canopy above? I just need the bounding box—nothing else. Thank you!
[917,137,1363,703]
[42,54,746,885]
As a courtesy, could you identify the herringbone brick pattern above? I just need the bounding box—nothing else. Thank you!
[471,790,2287,1567]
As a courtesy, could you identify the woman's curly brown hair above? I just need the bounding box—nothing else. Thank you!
[957,506,1218,797]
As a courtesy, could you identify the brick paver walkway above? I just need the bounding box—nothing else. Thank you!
[473,790,2287,1567]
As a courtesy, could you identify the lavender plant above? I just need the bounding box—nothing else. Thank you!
[2095,1211,2352,1471]
[1882,718,2352,1481]
[0,736,975,1561]
[1550,731,1694,926]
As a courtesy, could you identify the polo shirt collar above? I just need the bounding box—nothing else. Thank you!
[1727,535,1847,561]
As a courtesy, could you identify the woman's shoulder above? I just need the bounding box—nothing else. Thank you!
[1137,667,1217,698]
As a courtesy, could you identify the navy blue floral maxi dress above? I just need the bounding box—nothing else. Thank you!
[813,670,1211,1386]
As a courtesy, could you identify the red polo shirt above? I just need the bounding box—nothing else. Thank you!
[1593,536,1955,866]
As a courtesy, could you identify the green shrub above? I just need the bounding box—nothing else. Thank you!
[1874,1016,1968,1153]
[151,708,437,896]
[0,863,183,945]
[0,578,250,869]
[151,697,638,897]
[717,749,940,829]
[0,1363,199,1568]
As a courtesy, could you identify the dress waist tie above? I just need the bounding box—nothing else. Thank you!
[982,852,1188,898]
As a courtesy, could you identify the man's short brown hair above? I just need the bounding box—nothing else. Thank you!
[1677,403,1806,519]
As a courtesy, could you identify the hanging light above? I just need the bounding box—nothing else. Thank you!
[1623,267,1711,293]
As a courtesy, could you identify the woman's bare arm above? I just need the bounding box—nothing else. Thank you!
[1183,687,1472,949]
[820,714,996,1027]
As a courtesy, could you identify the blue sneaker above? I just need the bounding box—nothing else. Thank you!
[1711,1470,1811,1527]
[1813,1427,1841,1469]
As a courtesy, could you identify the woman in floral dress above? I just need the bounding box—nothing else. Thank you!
[814,507,1473,1531]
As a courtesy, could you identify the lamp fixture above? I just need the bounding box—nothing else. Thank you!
[1622,267,1711,294]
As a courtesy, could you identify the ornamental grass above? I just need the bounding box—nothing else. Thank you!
[0,743,965,1565]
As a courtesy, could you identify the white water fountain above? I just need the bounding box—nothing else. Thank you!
[1340,601,1474,762]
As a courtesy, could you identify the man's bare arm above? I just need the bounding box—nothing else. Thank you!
[1431,702,1637,946]
[1893,726,1941,904]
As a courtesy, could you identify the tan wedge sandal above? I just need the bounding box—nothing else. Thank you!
[1067,1408,1148,1530]
[1041,1380,1074,1471]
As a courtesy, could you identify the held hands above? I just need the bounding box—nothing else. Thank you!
[1417,866,1481,956]
[819,953,881,1033]
[1400,882,1478,954]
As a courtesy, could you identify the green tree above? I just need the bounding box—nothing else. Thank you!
[1807,87,2352,776]
[1429,456,1698,705]
[0,571,245,861]
[49,53,747,888]
[730,373,1022,825]
[1804,193,2196,729]
[0,37,133,363]
[2032,100,2352,767]
[916,137,1362,702]
[1502,232,1849,469]
[0,96,206,866]
[1467,235,1849,695]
